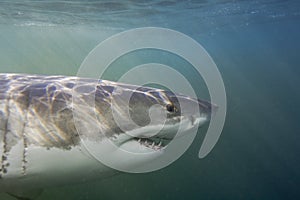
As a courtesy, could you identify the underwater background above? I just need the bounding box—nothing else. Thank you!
[0,0,300,199]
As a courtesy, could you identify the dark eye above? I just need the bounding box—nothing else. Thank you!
[166,104,175,112]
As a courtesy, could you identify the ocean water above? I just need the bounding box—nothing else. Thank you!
[0,0,300,199]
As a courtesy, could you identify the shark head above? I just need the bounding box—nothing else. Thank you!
[97,84,215,154]
[75,81,216,172]
[69,79,218,172]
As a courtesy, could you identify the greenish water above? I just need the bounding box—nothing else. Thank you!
[0,0,300,199]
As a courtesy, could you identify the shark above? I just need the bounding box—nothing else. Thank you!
[0,73,214,199]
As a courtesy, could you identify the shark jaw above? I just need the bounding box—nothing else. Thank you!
[113,115,209,153]
[81,112,210,173]
[79,91,214,172]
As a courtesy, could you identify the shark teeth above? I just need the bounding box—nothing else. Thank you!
[158,141,162,147]
[136,138,164,150]
[151,142,155,148]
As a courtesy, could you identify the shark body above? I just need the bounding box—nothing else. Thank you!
[0,73,213,198]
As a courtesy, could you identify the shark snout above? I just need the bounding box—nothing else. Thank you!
[171,95,217,129]
[174,96,214,117]
[197,98,218,118]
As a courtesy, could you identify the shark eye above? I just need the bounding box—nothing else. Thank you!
[166,103,176,113]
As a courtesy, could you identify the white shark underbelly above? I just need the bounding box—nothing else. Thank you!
[0,140,114,192]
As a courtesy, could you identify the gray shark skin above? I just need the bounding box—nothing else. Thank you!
[0,73,214,195]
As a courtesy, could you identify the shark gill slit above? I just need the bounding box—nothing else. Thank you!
[1,95,11,177]
[21,96,30,175]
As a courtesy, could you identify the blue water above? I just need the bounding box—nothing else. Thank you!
[0,0,300,199]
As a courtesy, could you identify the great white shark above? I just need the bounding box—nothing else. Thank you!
[0,73,215,199]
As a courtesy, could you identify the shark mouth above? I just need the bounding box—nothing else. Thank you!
[132,136,172,151]
[110,132,174,152]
